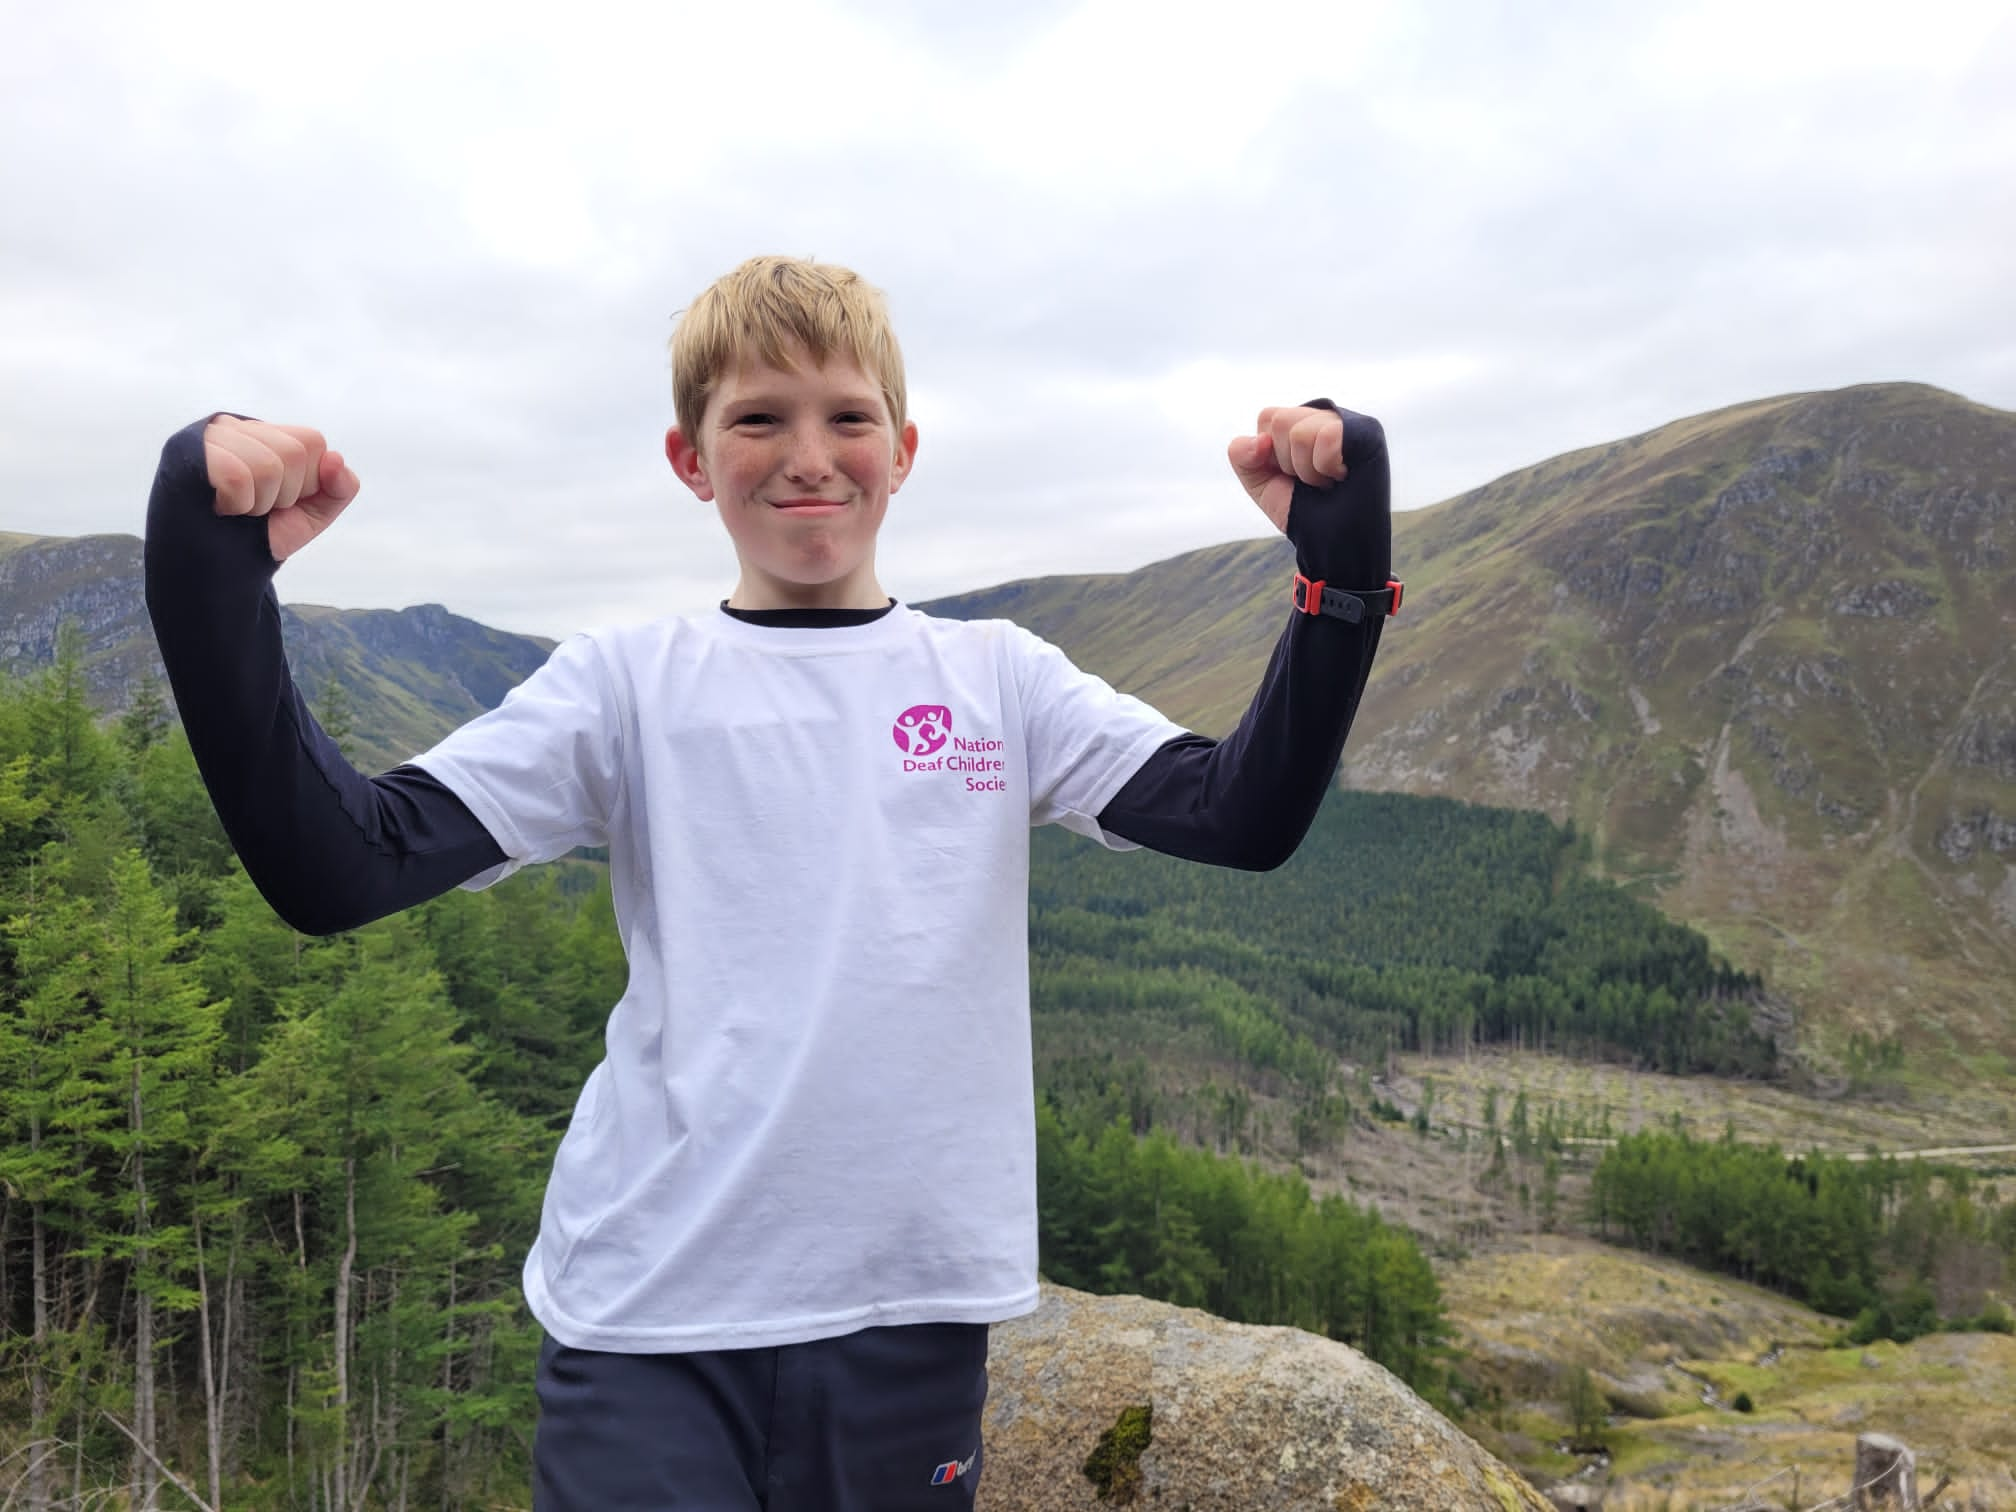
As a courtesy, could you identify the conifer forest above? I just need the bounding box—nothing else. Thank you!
[1,628,2009,1508]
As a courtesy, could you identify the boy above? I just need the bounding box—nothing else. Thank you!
[144,256,1397,1509]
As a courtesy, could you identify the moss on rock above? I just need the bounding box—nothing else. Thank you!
[1081,1403,1153,1502]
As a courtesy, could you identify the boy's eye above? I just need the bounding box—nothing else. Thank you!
[835,412,874,426]
[733,413,776,427]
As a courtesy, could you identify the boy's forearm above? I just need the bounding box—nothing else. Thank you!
[144,418,505,932]
[1096,409,1390,869]
[1096,614,1382,868]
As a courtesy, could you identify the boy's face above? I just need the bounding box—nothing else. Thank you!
[666,349,918,610]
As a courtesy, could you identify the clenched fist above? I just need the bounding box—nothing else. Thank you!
[1227,405,1348,535]
[204,416,361,562]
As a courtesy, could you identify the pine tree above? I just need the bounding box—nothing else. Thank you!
[0,884,102,1512]
[26,621,116,803]
[316,676,358,765]
[82,851,224,1508]
[120,673,171,757]
[129,732,236,896]
[225,915,509,1507]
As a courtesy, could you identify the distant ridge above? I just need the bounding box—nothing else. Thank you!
[7,383,2011,1072]
[0,531,553,773]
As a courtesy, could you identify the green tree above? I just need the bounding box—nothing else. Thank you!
[316,675,358,764]
[120,672,171,757]
[82,851,224,1506]
[0,883,103,1512]
[26,621,118,803]
[225,915,531,1506]
[1564,1365,1607,1447]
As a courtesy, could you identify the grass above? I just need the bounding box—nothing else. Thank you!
[1444,1237,2016,1508]
[1348,1045,2016,1503]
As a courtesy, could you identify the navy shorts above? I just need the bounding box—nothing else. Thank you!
[533,1321,989,1510]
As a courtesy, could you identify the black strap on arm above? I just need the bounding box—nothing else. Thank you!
[1291,573,1403,623]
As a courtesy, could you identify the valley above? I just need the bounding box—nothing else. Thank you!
[1145,1047,2016,1506]
[3,379,2010,1507]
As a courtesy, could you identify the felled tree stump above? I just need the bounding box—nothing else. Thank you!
[1853,1433,1918,1509]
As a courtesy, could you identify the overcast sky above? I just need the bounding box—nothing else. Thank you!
[3,0,2011,638]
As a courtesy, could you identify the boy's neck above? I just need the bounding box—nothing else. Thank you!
[726,566,892,612]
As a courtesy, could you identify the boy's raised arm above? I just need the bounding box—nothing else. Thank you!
[1095,401,1393,870]
[145,415,507,933]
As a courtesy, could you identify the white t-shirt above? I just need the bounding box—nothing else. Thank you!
[412,605,1182,1352]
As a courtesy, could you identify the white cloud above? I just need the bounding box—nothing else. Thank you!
[1,0,2011,638]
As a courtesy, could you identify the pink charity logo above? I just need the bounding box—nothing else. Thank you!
[893,704,952,756]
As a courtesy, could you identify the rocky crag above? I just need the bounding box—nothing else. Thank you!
[0,531,552,773]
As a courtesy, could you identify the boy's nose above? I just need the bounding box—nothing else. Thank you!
[783,425,835,484]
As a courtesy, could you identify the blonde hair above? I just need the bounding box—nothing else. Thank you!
[671,256,908,441]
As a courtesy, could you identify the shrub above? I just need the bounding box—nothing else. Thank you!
[1563,1366,1608,1448]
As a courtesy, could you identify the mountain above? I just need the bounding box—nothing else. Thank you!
[8,383,2009,1069]
[0,531,553,772]
[925,383,2016,1072]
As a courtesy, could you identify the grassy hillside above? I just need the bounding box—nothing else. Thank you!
[929,383,2016,1079]
[1442,1236,2016,1509]
[280,601,556,769]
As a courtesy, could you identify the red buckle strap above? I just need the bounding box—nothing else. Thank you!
[1291,573,1404,620]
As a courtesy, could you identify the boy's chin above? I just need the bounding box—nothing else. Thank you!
[772,558,866,588]
[737,555,882,606]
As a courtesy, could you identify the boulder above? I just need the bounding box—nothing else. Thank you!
[982,1284,1550,1510]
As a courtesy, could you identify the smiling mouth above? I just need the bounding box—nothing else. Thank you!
[770,499,849,513]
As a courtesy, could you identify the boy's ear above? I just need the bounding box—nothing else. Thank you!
[666,426,713,501]
[889,421,920,494]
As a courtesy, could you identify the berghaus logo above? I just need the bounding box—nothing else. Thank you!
[929,1451,975,1485]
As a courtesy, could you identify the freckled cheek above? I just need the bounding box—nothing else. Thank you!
[838,443,897,486]
[719,459,778,503]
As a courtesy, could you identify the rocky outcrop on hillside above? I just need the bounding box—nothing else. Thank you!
[1938,811,2016,863]
[0,533,153,697]
[982,1284,1547,1511]
[0,532,553,771]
